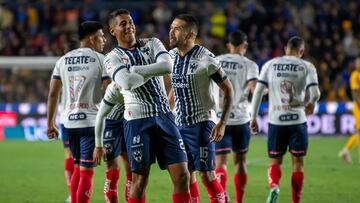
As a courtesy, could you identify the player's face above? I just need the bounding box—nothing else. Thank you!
[91,29,106,52]
[110,14,136,46]
[169,19,189,48]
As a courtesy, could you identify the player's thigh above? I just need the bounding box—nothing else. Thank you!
[67,128,81,164]
[103,119,125,162]
[79,127,96,168]
[268,124,290,158]
[232,123,251,154]
[289,123,308,157]
[124,118,156,172]
[60,124,71,149]
[155,113,188,170]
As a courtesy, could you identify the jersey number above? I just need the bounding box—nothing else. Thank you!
[69,76,86,103]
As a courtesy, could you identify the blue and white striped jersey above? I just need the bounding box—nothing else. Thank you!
[104,38,170,120]
[103,82,124,120]
[215,54,259,125]
[170,45,222,126]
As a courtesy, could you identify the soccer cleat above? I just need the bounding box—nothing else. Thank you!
[338,149,353,164]
[65,195,71,203]
[266,186,280,203]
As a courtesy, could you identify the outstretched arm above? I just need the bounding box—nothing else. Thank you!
[47,79,62,139]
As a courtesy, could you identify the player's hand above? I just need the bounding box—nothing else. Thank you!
[305,102,315,115]
[46,124,59,139]
[249,119,259,135]
[210,121,226,142]
[93,147,105,165]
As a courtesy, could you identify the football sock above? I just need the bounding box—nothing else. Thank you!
[172,192,191,203]
[205,179,225,203]
[345,134,359,150]
[291,172,304,203]
[189,182,200,203]
[104,169,120,203]
[215,168,228,194]
[70,166,80,203]
[234,173,248,203]
[128,196,145,203]
[268,165,282,189]
[64,157,74,192]
[76,169,94,203]
[125,173,133,202]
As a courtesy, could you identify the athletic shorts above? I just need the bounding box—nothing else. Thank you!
[215,122,251,155]
[124,112,188,172]
[178,120,216,171]
[268,123,308,158]
[60,124,70,148]
[68,127,96,168]
[103,119,126,161]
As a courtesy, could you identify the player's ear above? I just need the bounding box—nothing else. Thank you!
[226,43,231,51]
[299,48,305,57]
[109,27,115,36]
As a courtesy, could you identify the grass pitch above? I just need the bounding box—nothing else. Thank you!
[0,137,359,203]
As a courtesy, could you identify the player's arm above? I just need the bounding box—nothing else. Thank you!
[47,78,62,139]
[305,85,320,115]
[210,69,234,142]
[249,82,267,134]
[248,79,257,93]
[93,100,113,165]
[129,53,173,78]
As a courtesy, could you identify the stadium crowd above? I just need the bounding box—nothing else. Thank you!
[0,0,359,102]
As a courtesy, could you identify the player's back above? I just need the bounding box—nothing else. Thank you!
[104,38,170,121]
[259,55,318,125]
[216,53,259,125]
[54,48,107,128]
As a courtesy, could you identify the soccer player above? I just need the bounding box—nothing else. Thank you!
[338,56,360,164]
[169,14,234,203]
[106,9,191,203]
[47,21,110,203]
[214,30,259,203]
[93,82,131,203]
[249,36,320,203]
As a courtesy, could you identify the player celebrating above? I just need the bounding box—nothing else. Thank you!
[106,9,191,203]
[338,56,360,164]
[169,14,234,203]
[214,30,259,203]
[93,82,131,203]
[47,21,110,203]
[250,36,320,203]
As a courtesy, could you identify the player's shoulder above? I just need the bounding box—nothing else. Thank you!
[138,37,163,47]
[242,55,259,68]
[169,48,178,59]
[300,58,316,71]
[197,45,215,59]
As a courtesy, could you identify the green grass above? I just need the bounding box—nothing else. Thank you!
[0,137,359,203]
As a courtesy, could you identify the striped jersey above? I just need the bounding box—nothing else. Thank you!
[258,55,319,125]
[170,45,221,126]
[103,82,125,120]
[104,38,170,120]
[215,54,259,125]
[52,48,109,128]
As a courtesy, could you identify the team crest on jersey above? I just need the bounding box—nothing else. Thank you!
[141,47,150,55]
[133,149,142,163]
[190,63,198,73]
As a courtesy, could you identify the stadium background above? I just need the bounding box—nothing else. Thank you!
[0,0,359,203]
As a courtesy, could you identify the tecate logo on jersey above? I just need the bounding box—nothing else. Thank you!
[67,66,90,72]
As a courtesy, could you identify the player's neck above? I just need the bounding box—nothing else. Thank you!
[178,42,196,57]
[80,41,94,50]
[118,40,137,50]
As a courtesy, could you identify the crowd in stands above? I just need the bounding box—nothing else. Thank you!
[0,0,359,103]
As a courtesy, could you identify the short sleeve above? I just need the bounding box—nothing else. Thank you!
[305,63,319,89]
[51,57,62,80]
[97,53,110,80]
[104,51,128,80]
[350,71,360,90]
[206,53,221,76]
[246,61,259,82]
[103,82,122,106]
[151,38,170,62]
[258,61,271,87]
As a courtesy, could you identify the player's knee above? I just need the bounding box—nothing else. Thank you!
[174,170,190,186]
[132,175,148,192]
[199,171,214,184]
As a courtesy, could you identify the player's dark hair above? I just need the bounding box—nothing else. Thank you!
[108,9,130,26]
[78,21,103,40]
[287,36,305,51]
[228,30,247,46]
[175,13,198,35]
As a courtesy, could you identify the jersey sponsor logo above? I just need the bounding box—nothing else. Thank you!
[68,113,86,120]
[70,103,89,109]
[273,64,304,72]
[280,80,295,104]
[67,66,90,72]
[276,72,299,78]
[220,61,241,70]
[279,113,299,121]
[172,74,190,88]
[64,56,94,65]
